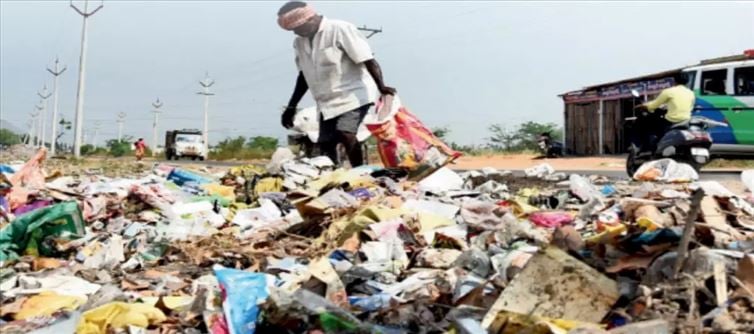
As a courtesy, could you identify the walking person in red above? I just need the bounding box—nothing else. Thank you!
[134,138,147,161]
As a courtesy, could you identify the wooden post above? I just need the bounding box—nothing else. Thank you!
[673,188,705,279]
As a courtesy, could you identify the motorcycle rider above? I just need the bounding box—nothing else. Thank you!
[636,72,695,151]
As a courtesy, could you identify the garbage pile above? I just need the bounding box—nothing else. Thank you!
[1,148,754,334]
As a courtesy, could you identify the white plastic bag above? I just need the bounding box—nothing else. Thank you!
[743,170,754,193]
[633,159,699,182]
[291,106,320,143]
[524,163,555,178]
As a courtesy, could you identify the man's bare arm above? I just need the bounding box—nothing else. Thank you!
[282,72,309,128]
[364,59,396,95]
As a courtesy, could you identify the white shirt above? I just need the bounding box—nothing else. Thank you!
[294,18,379,120]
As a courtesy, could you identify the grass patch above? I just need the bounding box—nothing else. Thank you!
[706,159,754,169]
[209,147,277,161]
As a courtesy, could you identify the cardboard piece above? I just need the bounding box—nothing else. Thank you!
[482,247,619,329]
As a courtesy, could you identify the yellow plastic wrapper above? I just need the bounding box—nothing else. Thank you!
[585,223,627,245]
[228,164,266,177]
[77,302,166,334]
[255,176,283,194]
[14,291,84,320]
[487,310,603,334]
[202,184,235,202]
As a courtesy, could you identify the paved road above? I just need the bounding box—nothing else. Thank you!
[158,159,742,182]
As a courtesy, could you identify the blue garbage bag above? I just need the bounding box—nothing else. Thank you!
[213,266,271,334]
[167,168,210,186]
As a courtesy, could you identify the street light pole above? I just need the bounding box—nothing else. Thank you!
[116,112,126,142]
[151,98,163,157]
[37,85,52,149]
[28,112,39,145]
[34,102,44,147]
[70,0,104,158]
[197,72,215,153]
[47,57,67,155]
[92,121,101,147]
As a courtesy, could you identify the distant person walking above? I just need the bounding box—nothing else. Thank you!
[277,1,395,167]
[134,138,147,161]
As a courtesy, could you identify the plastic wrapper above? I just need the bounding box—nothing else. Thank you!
[213,266,272,334]
[0,201,85,260]
[743,170,754,193]
[167,168,211,186]
[365,95,461,181]
[633,158,699,182]
[8,148,47,210]
[529,211,573,228]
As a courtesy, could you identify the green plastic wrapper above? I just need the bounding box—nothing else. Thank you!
[0,201,85,261]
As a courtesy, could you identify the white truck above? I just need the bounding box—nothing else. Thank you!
[164,129,207,161]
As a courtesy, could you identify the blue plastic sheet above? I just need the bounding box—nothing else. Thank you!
[213,266,271,334]
[348,293,392,312]
[0,164,15,175]
[167,169,210,186]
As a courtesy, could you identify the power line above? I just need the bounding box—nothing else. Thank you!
[357,25,382,39]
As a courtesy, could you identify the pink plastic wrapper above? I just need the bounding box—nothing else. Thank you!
[365,95,461,181]
[529,211,574,228]
[8,148,47,210]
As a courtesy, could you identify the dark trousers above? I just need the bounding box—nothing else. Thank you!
[638,118,674,152]
[319,104,370,167]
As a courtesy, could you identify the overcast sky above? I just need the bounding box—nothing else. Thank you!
[1,1,752,147]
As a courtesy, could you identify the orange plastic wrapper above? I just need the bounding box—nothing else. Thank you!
[8,148,48,210]
[365,95,461,181]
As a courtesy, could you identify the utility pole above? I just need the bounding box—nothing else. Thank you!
[116,112,126,142]
[34,102,44,147]
[27,113,39,145]
[151,98,163,157]
[92,121,101,147]
[37,85,52,149]
[70,0,104,158]
[197,72,215,153]
[47,57,67,155]
[357,25,382,39]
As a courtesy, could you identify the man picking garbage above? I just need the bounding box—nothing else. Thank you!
[278,1,396,167]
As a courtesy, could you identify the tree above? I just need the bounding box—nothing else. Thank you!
[216,136,246,154]
[106,136,134,157]
[56,118,72,143]
[431,126,450,141]
[0,128,21,146]
[514,121,562,151]
[246,136,278,150]
[487,124,519,151]
[81,144,95,155]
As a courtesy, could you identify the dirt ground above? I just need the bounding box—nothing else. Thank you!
[451,154,749,172]
[451,154,627,171]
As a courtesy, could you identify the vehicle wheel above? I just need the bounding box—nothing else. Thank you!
[626,146,640,177]
[199,156,205,161]
[192,156,198,161]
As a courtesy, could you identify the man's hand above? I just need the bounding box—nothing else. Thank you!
[281,106,297,129]
[379,86,397,96]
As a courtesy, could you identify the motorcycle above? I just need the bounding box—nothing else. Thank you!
[538,132,564,158]
[625,90,727,177]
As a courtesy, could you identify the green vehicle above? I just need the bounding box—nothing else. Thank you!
[682,50,754,156]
